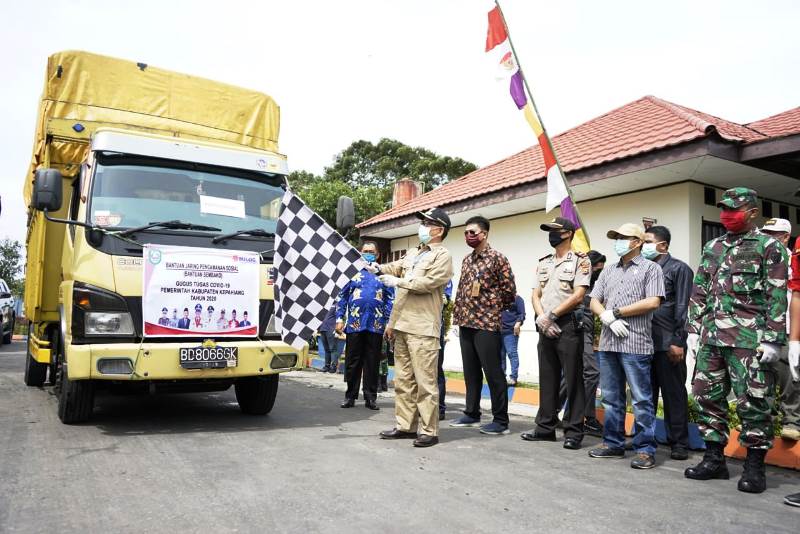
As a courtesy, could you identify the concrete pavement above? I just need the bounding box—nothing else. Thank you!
[0,341,797,533]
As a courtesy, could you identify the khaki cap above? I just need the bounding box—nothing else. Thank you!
[606,223,645,240]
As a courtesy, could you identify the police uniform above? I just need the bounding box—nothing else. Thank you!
[686,187,788,493]
[526,218,591,442]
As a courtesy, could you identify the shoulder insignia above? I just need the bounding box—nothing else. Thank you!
[575,251,587,257]
[538,253,554,261]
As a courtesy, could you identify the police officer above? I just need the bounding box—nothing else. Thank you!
[685,187,788,494]
[521,217,591,449]
[372,207,454,448]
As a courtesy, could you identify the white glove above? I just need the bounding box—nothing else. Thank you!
[545,324,562,338]
[365,262,380,274]
[378,274,400,288]
[789,341,800,382]
[757,342,781,364]
[686,333,700,359]
[609,319,629,337]
[599,309,616,326]
[535,314,554,332]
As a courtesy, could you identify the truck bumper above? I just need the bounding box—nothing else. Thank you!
[65,340,307,380]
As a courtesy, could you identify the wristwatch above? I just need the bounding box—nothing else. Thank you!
[612,308,623,319]
[547,311,558,321]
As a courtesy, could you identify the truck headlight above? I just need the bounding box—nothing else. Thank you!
[72,283,137,341]
[86,312,135,336]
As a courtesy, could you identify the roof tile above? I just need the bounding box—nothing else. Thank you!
[746,107,800,138]
[358,95,775,228]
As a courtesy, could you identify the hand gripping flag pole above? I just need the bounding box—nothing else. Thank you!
[487,0,591,252]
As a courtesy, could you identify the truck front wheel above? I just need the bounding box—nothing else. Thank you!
[234,375,278,415]
[57,361,95,424]
[23,325,47,387]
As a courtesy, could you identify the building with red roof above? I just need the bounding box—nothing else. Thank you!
[358,96,800,381]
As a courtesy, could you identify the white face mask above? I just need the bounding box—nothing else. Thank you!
[418,225,432,244]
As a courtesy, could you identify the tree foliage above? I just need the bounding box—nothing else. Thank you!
[289,138,477,233]
[324,138,477,192]
[0,238,24,297]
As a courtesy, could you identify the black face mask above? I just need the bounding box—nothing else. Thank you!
[548,231,567,248]
[590,270,600,286]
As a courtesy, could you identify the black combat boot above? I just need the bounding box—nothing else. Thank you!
[737,448,767,494]
[684,441,730,480]
[379,375,388,392]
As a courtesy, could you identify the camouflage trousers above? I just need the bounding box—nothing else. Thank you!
[692,344,776,449]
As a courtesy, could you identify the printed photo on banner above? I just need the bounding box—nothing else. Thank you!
[142,244,259,337]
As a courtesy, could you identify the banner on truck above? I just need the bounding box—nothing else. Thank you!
[143,245,259,337]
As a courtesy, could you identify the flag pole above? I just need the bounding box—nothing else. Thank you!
[493,0,591,248]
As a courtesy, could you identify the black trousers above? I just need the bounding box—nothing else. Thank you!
[460,327,508,426]
[344,331,383,401]
[558,327,600,421]
[536,317,585,439]
[438,326,447,413]
[651,350,689,448]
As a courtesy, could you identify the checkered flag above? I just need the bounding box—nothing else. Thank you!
[274,190,366,349]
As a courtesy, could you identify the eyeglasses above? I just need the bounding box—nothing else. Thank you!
[464,230,484,237]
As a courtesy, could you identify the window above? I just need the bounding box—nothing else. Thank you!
[701,219,726,248]
[780,204,790,220]
[89,158,283,234]
[703,187,716,206]
[762,200,773,218]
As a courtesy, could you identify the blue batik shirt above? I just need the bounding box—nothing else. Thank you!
[336,269,395,334]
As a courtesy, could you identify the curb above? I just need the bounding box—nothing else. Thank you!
[307,357,799,470]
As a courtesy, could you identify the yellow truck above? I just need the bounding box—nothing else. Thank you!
[22,51,306,423]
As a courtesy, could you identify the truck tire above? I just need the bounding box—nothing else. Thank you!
[234,375,278,415]
[57,363,95,424]
[23,325,47,387]
[2,315,13,344]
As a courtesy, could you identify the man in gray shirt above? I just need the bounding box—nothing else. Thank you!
[588,223,665,469]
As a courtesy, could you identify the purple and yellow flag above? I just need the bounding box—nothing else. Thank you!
[485,2,590,252]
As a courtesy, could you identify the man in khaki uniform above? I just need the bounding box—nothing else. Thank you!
[371,207,454,447]
[522,217,591,449]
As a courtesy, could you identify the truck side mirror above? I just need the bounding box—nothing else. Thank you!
[32,169,63,212]
[336,196,355,233]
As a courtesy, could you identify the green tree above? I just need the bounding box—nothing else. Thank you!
[290,138,477,233]
[324,138,477,193]
[0,238,24,297]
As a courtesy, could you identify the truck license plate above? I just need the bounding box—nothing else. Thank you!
[179,346,238,369]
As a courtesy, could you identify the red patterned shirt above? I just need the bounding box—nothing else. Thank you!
[453,245,516,331]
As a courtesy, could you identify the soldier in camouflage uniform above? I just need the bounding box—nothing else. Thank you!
[684,187,788,494]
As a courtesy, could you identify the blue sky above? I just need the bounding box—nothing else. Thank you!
[1,0,798,243]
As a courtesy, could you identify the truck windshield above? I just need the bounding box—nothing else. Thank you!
[89,159,283,235]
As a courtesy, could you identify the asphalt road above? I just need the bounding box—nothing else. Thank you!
[0,341,797,533]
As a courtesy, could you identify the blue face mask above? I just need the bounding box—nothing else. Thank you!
[614,239,632,257]
[362,253,376,263]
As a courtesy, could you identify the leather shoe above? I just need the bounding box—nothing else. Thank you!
[520,431,557,442]
[413,434,439,447]
[365,399,379,410]
[379,428,417,440]
[563,438,582,450]
[340,398,355,408]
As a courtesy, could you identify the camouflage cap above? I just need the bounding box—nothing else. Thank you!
[717,187,757,209]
